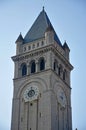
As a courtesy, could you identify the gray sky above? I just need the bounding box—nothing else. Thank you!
[0,0,86,130]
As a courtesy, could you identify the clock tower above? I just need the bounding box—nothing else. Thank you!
[11,8,73,130]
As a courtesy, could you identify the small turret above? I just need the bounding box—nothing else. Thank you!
[16,33,24,43]
[63,41,70,60]
[15,33,24,55]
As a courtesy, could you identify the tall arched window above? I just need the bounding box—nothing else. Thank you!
[63,69,66,80]
[22,63,27,76]
[54,61,56,71]
[58,64,62,76]
[31,61,36,73]
[39,58,45,71]
[53,60,58,71]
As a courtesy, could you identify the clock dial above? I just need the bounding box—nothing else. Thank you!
[57,87,66,108]
[28,89,35,97]
[23,86,39,102]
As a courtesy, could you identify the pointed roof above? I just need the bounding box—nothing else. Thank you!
[63,41,70,51]
[24,8,62,46]
[16,33,24,43]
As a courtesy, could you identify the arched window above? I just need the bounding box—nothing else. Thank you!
[31,61,36,73]
[39,58,45,71]
[63,69,66,80]
[54,61,56,71]
[22,64,27,76]
[58,64,62,76]
[53,60,58,71]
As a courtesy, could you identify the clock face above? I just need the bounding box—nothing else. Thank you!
[23,86,39,102]
[57,87,66,108]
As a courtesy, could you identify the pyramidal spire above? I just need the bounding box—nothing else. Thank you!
[16,33,24,43]
[24,9,62,46]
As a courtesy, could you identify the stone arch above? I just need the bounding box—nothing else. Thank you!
[37,54,47,62]
[16,77,48,99]
[53,81,68,106]
[20,62,27,76]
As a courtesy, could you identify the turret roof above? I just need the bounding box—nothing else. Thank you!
[16,33,24,43]
[63,41,70,51]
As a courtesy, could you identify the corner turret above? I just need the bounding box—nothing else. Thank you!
[15,33,24,55]
[63,41,70,60]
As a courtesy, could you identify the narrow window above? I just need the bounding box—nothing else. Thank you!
[63,70,66,80]
[54,62,56,71]
[53,60,58,72]
[22,64,27,76]
[40,112,41,117]
[58,64,62,76]
[58,67,61,76]
[31,61,36,73]
[40,58,45,71]
[21,117,23,122]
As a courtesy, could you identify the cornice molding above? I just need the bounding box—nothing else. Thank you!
[12,44,73,70]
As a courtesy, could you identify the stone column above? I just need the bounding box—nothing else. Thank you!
[27,63,30,75]
[35,60,39,73]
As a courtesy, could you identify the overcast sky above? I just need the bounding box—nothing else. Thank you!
[0,0,86,130]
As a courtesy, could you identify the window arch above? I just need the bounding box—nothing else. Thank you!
[39,58,45,71]
[31,61,36,73]
[21,63,27,76]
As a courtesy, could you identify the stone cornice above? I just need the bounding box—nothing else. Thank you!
[12,44,73,71]
[50,69,72,89]
[13,68,71,89]
[51,44,73,71]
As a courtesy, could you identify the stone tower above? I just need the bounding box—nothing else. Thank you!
[11,8,73,130]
